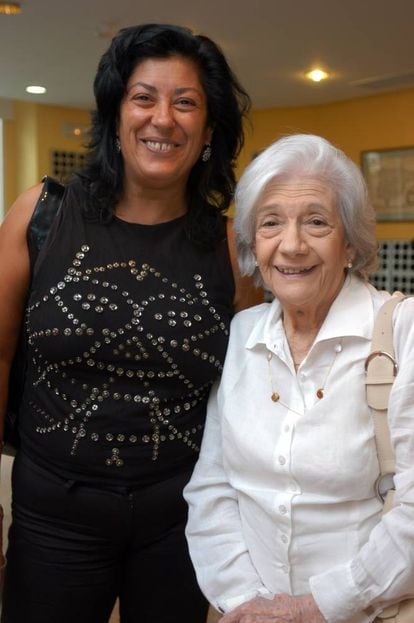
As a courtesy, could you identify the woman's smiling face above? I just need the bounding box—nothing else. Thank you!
[255,176,354,314]
[118,55,212,193]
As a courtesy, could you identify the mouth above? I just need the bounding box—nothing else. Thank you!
[141,139,179,153]
[276,266,315,275]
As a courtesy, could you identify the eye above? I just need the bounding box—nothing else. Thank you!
[309,217,327,227]
[175,97,197,109]
[132,93,153,105]
[261,216,280,227]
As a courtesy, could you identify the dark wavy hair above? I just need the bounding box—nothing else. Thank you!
[69,23,250,248]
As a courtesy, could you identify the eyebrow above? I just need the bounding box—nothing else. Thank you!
[256,202,332,217]
[258,202,330,211]
[127,81,204,97]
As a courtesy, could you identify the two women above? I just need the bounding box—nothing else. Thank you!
[185,134,414,623]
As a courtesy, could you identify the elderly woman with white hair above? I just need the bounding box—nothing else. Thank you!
[184,134,414,623]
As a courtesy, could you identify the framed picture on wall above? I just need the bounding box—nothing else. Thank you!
[361,146,414,220]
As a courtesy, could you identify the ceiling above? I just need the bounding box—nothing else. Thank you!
[1,0,414,110]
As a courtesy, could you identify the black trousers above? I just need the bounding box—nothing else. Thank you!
[1,453,208,623]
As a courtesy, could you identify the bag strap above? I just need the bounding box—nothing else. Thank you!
[365,294,414,623]
[365,293,405,492]
[27,175,65,268]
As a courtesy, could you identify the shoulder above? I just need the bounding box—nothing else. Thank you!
[232,301,270,324]
[392,295,414,370]
[218,302,270,394]
[365,281,392,311]
[393,294,414,330]
[344,276,392,318]
[0,184,44,310]
[4,183,43,221]
[1,183,43,239]
[229,302,270,343]
[366,287,414,362]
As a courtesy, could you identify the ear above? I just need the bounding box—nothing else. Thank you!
[344,242,356,268]
[346,243,356,262]
[204,126,213,145]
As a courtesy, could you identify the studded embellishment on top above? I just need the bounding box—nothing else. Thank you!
[26,245,229,467]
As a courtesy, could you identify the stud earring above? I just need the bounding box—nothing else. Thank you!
[347,259,353,269]
[115,137,121,153]
[202,143,212,162]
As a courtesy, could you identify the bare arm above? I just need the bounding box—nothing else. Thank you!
[226,218,264,312]
[0,184,42,571]
[0,185,42,426]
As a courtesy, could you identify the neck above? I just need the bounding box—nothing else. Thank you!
[282,295,335,334]
[283,319,319,367]
[281,274,346,336]
[282,295,337,366]
[116,179,187,225]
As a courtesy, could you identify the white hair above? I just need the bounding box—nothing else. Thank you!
[234,134,378,284]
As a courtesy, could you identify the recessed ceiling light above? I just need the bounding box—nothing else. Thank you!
[306,69,329,82]
[0,2,22,14]
[26,85,47,95]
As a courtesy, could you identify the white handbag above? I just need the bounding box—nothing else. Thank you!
[365,294,414,623]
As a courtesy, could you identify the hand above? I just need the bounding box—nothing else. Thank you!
[220,593,326,623]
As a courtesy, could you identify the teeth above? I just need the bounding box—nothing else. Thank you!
[278,267,310,274]
[145,141,175,152]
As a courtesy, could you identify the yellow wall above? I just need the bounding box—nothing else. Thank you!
[3,117,17,212]
[4,87,414,242]
[35,104,90,181]
[13,101,39,197]
[4,101,89,210]
[237,86,414,240]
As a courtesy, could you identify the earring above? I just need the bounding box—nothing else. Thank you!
[254,259,258,267]
[115,137,121,153]
[202,143,212,162]
[347,259,353,269]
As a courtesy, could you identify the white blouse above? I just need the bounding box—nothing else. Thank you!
[184,276,414,623]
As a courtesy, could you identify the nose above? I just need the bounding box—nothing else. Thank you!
[151,101,175,130]
[279,222,307,255]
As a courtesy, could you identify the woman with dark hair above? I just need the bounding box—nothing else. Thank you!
[0,23,261,623]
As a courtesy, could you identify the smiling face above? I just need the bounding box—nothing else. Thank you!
[118,55,212,194]
[255,176,354,318]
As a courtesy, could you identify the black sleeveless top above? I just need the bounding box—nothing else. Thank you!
[19,201,235,486]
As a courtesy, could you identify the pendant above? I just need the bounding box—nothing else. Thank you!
[316,388,324,399]
[271,392,280,402]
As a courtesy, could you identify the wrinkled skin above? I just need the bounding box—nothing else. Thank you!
[220,594,326,623]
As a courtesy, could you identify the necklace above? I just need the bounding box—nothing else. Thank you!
[267,340,342,406]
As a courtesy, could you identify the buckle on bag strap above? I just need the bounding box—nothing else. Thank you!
[364,350,398,376]
[374,473,395,502]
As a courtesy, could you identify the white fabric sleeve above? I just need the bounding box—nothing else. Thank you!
[310,298,414,623]
[184,381,272,613]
